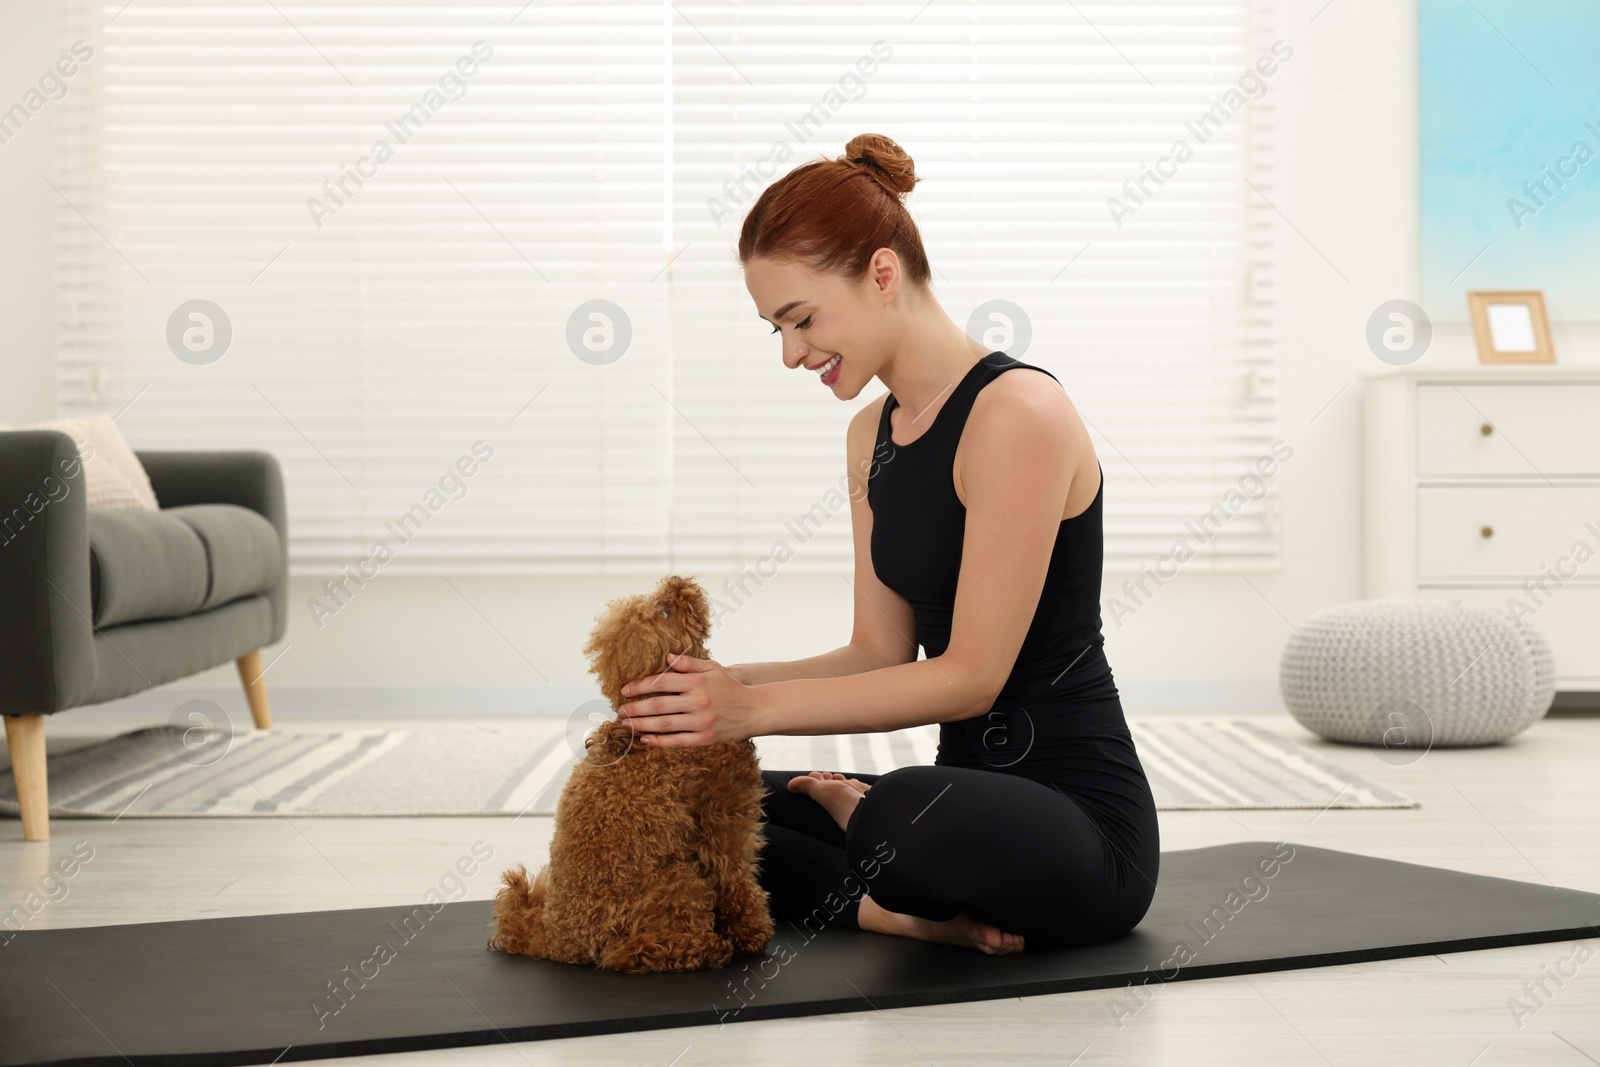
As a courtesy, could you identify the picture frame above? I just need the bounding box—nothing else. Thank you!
[1466,290,1556,364]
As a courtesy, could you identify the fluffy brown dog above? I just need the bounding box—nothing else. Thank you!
[486,574,774,973]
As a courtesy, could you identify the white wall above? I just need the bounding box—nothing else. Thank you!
[0,1,58,425]
[8,1,1595,721]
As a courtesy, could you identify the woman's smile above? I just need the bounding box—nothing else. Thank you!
[814,352,843,384]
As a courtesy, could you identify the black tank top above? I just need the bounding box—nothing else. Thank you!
[867,352,1158,863]
[869,351,1117,705]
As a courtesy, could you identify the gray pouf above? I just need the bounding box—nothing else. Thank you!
[1279,598,1555,748]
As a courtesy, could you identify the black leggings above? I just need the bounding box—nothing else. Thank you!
[757,765,1156,950]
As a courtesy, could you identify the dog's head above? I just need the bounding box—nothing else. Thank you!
[580,574,713,713]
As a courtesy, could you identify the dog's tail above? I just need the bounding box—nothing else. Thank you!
[486,863,550,957]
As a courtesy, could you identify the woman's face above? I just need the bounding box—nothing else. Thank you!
[744,255,888,401]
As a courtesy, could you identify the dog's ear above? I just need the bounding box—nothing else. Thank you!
[653,574,712,644]
[581,595,673,710]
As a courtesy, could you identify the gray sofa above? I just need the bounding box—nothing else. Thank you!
[1,429,288,841]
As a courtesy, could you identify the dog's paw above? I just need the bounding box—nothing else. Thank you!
[726,913,775,955]
[601,929,736,973]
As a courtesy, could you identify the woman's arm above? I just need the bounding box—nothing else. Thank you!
[744,370,1081,739]
[621,373,1081,747]
[746,655,993,736]
[726,643,885,685]
[727,399,919,685]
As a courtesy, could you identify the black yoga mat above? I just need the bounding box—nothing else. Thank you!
[3,841,1596,1067]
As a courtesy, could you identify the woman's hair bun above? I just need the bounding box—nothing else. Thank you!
[841,133,919,198]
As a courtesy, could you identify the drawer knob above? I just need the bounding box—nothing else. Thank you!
[1481,525,1494,539]
[1480,423,1494,436]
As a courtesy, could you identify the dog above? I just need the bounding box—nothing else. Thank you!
[486,574,774,972]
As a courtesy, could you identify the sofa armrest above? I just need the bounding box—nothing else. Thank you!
[136,450,289,644]
[0,430,97,714]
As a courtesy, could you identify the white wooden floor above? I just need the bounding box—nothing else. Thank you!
[3,709,1597,1066]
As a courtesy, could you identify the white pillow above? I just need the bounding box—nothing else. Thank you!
[4,414,161,511]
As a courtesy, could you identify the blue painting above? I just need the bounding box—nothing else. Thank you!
[1420,0,1600,322]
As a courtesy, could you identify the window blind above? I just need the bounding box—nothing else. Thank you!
[53,0,1280,577]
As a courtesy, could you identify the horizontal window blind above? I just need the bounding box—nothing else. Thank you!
[54,0,1280,577]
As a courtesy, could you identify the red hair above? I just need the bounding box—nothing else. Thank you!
[738,133,932,293]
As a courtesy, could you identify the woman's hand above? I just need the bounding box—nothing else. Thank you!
[617,652,764,747]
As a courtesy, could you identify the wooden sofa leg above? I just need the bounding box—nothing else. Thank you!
[236,650,274,730]
[4,715,49,842]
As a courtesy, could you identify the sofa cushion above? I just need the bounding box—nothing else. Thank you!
[8,414,162,510]
[165,504,282,611]
[89,511,209,627]
[89,504,283,627]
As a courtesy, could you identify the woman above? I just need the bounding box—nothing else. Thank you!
[616,133,1160,956]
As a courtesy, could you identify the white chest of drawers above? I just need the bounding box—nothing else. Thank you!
[1363,367,1600,697]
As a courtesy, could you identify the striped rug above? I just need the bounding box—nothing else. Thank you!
[0,718,1416,819]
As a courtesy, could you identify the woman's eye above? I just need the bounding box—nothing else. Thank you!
[770,315,813,334]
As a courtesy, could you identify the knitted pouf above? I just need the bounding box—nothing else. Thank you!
[1279,598,1556,748]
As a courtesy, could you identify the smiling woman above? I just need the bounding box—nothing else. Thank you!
[614,133,1162,957]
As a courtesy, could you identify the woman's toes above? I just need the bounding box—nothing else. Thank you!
[789,771,848,791]
[967,915,1023,955]
[786,773,867,832]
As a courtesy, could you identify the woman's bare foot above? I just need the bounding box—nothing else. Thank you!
[857,894,1025,955]
[787,771,871,832]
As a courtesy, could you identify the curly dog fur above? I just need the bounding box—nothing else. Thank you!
[486,574,774,973]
